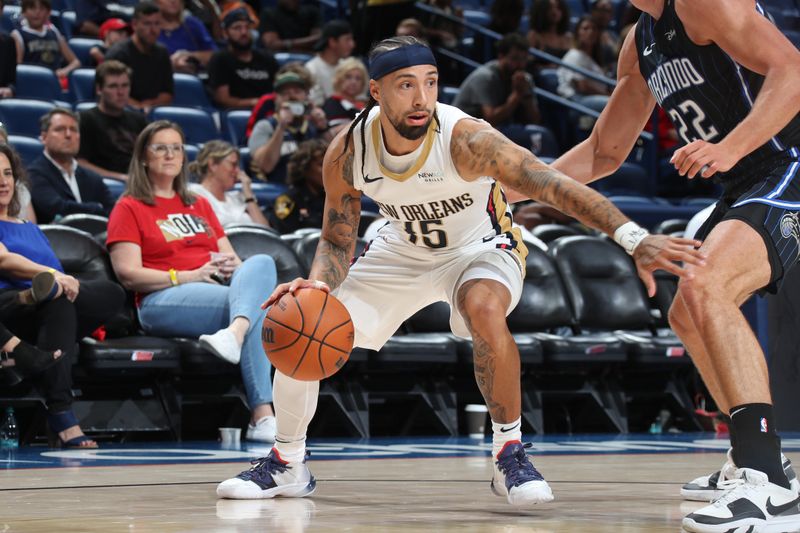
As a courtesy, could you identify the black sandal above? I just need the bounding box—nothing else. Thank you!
[0,341,62,386]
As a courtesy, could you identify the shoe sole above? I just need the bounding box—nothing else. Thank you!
[682,515,800,533]
[681,473,800,503]
[218,478,316,500]
[491,479,554,505]
[31,272,57,303]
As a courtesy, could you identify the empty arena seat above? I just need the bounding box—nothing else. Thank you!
[652,218,689,236]
[225,226,304,282]
[8,135,44,166]
[0,99,56,137]
[530,223,586,244]
[68,37,102,67]
[222,110,251,146]
[172,73,214,111]
[274,52,313,65]
[438,86,460,105]
[592,162,654,197]
[149,106,219,145]
[58,213,109,236]
[69,68,96,103]
[292,231,367,274]
[15,65,64,101]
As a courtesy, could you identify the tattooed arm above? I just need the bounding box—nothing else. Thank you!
[451,118,707,295]
[263,128,361,308]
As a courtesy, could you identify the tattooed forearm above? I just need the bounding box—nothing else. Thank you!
[341,150,354,186]
[310,193,360,289]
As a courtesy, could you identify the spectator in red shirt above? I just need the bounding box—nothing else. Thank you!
[106,121,280,443]
[322,57,367,135]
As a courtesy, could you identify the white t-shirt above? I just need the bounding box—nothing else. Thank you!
[188,183,254,228]
[305,55,338,106]
[556,49,607,99]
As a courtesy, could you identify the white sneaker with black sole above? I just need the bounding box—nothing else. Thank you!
[682,468,800,533]
[682,449,799,502]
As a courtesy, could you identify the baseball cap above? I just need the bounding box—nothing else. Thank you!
[274,72,307,91]
[222,7,253,29]
[314,19,352,51]
[98,18,131,41]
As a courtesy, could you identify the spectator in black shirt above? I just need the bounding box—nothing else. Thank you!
[208,8,279,110]
[268,139,327,233]
[106,1,173,112]
[258,0,321,53]
[77,60,148,182]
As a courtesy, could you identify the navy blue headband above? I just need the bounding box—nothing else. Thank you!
[368,44,438,80]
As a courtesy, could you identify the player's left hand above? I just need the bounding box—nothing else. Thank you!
[632,235,706,297]
[670,140,740,179]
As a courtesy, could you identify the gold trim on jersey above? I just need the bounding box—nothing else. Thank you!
[371,113,438,182]
[491,184,528,276]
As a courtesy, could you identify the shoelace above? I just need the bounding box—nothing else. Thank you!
[238,454,289,482]
[713,475,764,507]
[496,443,544,487]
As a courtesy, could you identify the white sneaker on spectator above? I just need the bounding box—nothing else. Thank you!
[246,416,276,443]
[199,329,241,365]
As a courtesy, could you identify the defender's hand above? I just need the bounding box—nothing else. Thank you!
[262,278,330,309]
[670,140,740,179]
[633,235,706,297]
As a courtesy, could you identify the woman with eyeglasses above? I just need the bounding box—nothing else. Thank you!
[106,121,280,443]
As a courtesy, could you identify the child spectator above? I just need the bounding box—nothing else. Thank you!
[11,0,81,84]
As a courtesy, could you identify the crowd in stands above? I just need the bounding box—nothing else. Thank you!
[1,0,796,442]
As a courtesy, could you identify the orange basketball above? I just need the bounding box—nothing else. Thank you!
[262,288,354,381]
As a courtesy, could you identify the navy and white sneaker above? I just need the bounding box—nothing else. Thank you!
[490,441,554,506]
[216,448,316,500]
[683,468,800,533]
[682,449,799,502]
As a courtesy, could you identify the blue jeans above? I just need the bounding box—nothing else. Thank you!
[138,255,277,408]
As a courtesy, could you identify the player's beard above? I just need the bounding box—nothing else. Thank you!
[388,111,433,141]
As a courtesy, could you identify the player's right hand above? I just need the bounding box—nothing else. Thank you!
[262,278,331,309]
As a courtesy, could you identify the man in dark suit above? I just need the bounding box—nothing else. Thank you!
[29,108,115,224]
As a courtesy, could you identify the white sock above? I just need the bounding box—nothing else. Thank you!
[273,370,319,464]
[492,417,522,458]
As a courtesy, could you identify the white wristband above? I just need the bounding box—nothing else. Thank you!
[613,221,649,255]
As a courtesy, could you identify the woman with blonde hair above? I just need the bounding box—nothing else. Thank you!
[322,57,368,134]
[106,121,279,442]
[188,140,270,228]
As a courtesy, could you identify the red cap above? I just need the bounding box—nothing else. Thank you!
[99,18,131,40]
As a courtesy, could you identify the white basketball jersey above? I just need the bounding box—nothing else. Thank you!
[352,103,527,267]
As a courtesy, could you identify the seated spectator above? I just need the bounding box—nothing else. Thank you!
[88,18,132,65]
[187,140,271,227]
[248,70,332,183]
[421,0,462,50]
[29,109,115,223]
[472,0,524,63]
[107,121,279,442]
[0,0,15,99]
[269,139,326,234]
[106,1,174,113]
[207,8,279,110]
[11,0,81,82]
[556,16,612,100]
[258,0,321,54]
[219,0,259,28]
[589,0,619,67]
[395,18,425,39]
[1,129,36,221]
[0,316,62,386]
[0,142,126,447]
[156,0,217,75]
[322,58,367,134]
[77,61,148,182]
[354,0,415,56]
[453,33,540,127]
[306,19,355,106]
[75,0,135,38]
[527,0,572,69]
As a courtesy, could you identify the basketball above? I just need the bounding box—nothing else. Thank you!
[262,288,354,381]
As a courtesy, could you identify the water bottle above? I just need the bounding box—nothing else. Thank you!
[0,407,19,449]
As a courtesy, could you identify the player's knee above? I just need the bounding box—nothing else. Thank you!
[461,295,507,334]
[673,269,716,323]
[667,297,692,336]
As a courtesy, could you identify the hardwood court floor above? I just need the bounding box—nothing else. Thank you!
[3,446,781,532]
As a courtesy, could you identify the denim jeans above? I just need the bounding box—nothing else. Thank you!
[138,255,277,408]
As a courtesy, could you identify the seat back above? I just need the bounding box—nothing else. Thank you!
[15,65,63,101]
[0,99,56,137]
[592,162,654,197]
[549,236,653,330]
[149,106,219,145]
[225,227,304,283]
[68,37,102,67]
[405,301,452,333]
[530,223,585,244]
[172,73,214,111]
[274,52,313,65]
[292,232,367,275]
[40,224,113,281]
[652,218,689,236]
[223,109,251,146]
[507,245,575,332]
[69,68,96,103]
[58,213,109,236]
[7,135,44,166]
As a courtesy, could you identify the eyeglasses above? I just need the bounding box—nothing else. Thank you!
[148,143,184,156]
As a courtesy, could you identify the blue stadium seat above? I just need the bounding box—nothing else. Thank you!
[68,38,102,67]
[103,178,125,200]
[784,29,800,47]
[438,86,460,105]
[69,68,96,103]
[463,9,491,28]
[149,106,219,145]
[592,162,654,197]
[274,52,313,66]
[222,110,251,146]
[184,143,199,162]
[1,5,20,33]
[7,135,44,166]
[172,73,214,111]
[0,99,56,137]
[15,65,64,101]
[74,101,96,113]
[499,124,560,158]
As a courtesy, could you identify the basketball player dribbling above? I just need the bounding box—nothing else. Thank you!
[216,36,704,508]
[504,0,800,530]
